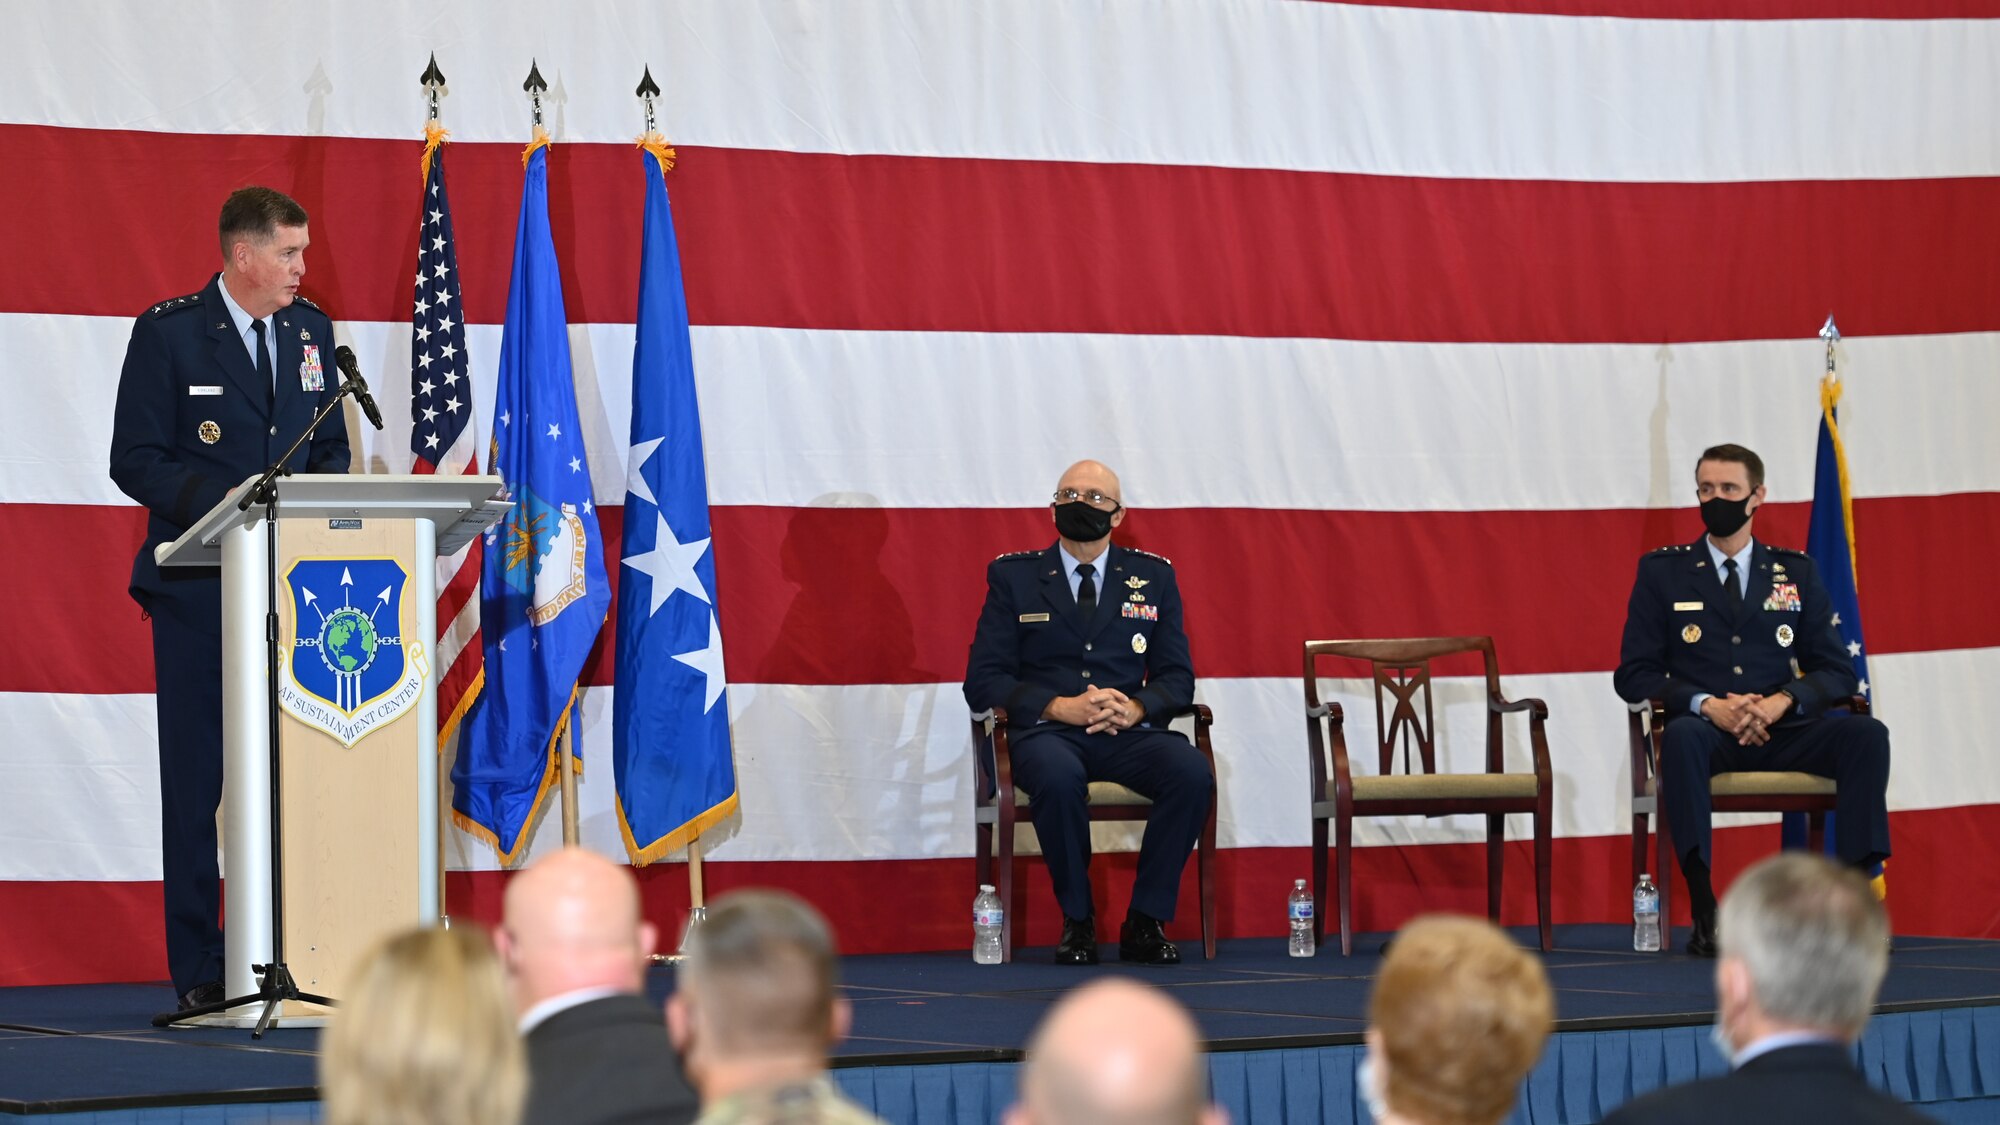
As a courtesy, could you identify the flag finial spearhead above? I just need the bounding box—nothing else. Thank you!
[421,52,447,121]
[1819,314,1840,345]
[637,65,660,133]
[524,59,548,129]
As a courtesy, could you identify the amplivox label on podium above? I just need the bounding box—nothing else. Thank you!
[278,557,428,747]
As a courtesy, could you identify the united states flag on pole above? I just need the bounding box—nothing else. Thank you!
[408,123,484,742]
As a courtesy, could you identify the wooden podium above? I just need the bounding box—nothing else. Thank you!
[156,473,509,1027]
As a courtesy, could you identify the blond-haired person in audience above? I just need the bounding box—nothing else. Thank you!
[1362,915,1553,1125]
[321,924,526,1125]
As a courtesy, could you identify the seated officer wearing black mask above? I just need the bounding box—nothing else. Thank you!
[964,459,1213,965]
[1614,443,1890,958]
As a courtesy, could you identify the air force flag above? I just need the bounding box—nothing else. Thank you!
[451,139,610,863]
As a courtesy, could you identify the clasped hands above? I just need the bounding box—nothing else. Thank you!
[1701,691,1794,746]
[1044,689,1146,735]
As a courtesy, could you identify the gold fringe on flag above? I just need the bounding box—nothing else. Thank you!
[421,119,451,182]
[522,125,552,167]
[636,131,677,173]
[1820,373,1860,583]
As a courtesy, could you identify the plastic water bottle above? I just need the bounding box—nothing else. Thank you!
[1288,879,1315,957]
[1634,873,1661,952]
[973,885,1004,964]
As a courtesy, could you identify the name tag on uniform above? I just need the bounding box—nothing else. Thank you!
[1673,601,1703,611]
[189,385,224,396]
[1018,612,1050,623]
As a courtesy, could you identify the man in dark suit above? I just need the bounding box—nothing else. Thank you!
[499,848,698,1125]
[1614,443,1890,956]
[1603,853,1930,1124]
[109,187,350,1011]
[964,459,1213,966]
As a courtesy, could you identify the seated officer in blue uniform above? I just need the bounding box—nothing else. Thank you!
[964,460,1214,965]
[1614,444,1889,957]
[108,187,350,1013]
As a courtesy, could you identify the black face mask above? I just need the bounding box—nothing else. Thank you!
[1700,495,1754,538]
[1053,501,1117,543]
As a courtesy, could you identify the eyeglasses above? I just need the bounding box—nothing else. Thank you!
[1052,488,1122,510]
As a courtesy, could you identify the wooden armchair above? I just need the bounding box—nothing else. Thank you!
[970,704,1217,962]
[1627,695,1863,952]
[1305,638,1553,955]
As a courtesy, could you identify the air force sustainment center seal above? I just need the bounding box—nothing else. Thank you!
[277,557,428,747]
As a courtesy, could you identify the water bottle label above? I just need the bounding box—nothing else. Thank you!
[974,909,1004,926]
[1288,901,1313,922]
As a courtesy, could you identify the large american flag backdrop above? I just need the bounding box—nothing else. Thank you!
[4,2,1997,985]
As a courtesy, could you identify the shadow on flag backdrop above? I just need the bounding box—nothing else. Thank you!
[1785,319,1884,895]
[614,137,738,865]
[452,133,610,863]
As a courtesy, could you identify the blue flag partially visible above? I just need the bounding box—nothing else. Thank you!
[1785,371,1882,892]
[452,140,610,863]
[612,143,738,865]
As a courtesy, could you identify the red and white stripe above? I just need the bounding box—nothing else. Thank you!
[4,1,1998,984]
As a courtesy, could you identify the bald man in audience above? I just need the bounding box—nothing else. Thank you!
[1007,979,1226,1125]
[498,848,697,1125]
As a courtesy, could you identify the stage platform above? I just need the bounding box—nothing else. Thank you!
[4,925,1998,1123]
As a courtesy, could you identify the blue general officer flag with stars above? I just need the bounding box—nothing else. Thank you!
[452,139,610,864]
[1785,366,1882,888]
[613,141,737,865]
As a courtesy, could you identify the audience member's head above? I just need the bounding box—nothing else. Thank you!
[1007,978,1224,1125]
[497,846,658,1017]
[1366,915,1553,1125]
[667,889,850,1100]
[1715,852,1890,1055]
[321,924,525,1125]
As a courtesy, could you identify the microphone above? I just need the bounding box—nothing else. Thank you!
[333,344,385,431]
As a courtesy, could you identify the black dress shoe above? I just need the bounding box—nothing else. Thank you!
[1055,916,1099,965]
[1687,913,1719,958]
[178,980,226,1011]
[1119,912,1181,965]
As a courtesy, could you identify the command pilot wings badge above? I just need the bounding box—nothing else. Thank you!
[278,558,428,747]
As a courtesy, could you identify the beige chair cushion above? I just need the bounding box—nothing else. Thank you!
[1712,771,1836,797]
[1639,773,1836,798]
[1012,782,1151,807]
[1332,773,1539,802]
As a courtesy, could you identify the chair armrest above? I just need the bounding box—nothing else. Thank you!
[1487,691,1551,777]
[1489,694,1548,718]
[1159,703,1216,763]
[1627,698,1664,796]
[969,708,1014,804]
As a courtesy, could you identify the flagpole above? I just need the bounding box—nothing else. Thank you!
[420,52,452,923]
[633,66,711,960]
[512,57,585,852]
[559,721,580,845]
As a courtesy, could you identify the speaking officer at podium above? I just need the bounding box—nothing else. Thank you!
[964,459,1213,966]
[1614,443,1890,959]
[108,187,350,1012]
